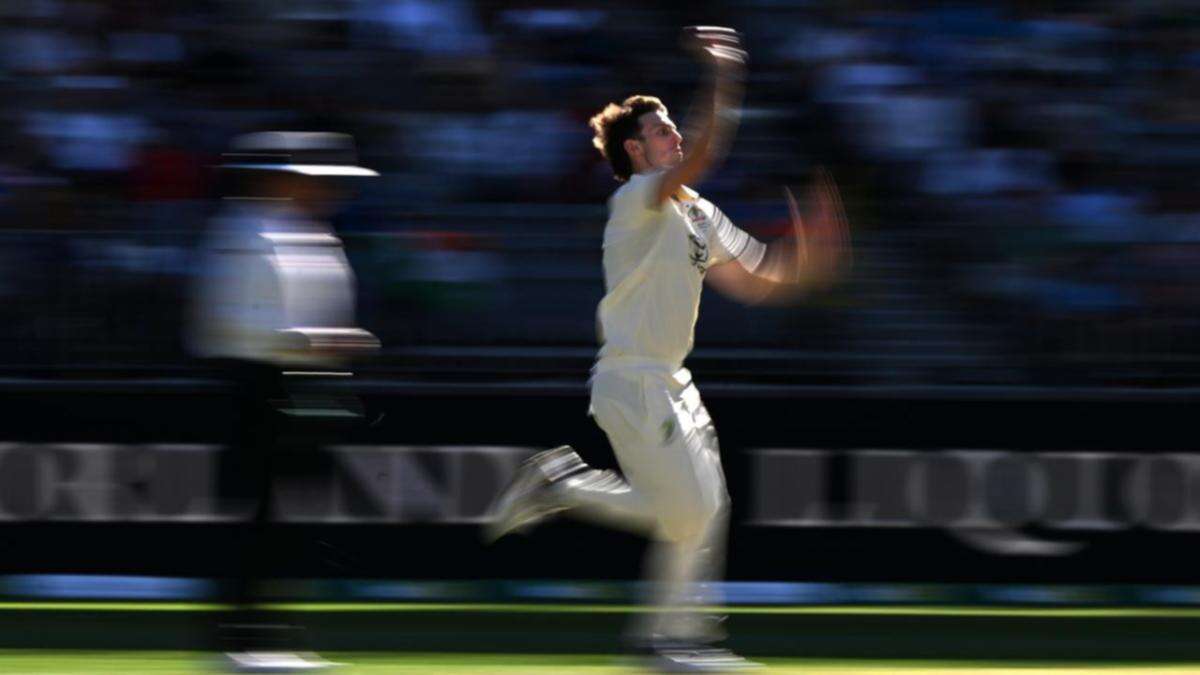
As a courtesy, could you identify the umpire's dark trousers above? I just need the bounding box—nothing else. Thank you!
[212,358,341,652]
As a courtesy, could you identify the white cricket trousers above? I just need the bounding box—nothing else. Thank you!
[560,366,730,643]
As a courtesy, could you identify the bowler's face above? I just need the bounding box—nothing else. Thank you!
[636,110,684,170]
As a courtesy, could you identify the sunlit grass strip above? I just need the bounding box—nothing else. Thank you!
[264,603,1200,618]
[0,652,1197,674]
[0,602,219,612]
[2,602,1200,618]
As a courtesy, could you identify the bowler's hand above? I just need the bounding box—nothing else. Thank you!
[682,26,748,71]
[785,168,851,288]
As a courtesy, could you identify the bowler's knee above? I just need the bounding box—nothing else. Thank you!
[657,489,729,544]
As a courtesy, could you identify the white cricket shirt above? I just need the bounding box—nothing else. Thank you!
[188,200,358,366]
[593,171,754,374]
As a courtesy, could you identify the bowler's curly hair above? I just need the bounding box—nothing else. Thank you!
[589,95,667,182]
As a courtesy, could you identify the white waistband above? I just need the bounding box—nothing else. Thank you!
[591,356,678,374]
[590,357,691,386]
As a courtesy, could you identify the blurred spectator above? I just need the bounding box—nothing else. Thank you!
[1,0,1200,387]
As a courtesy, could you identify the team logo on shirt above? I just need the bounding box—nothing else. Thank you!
[661,417,678,445]
[685,203,711,272]
[688,232,710,272]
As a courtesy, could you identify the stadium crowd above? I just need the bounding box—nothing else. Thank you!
[1,0,1198,386]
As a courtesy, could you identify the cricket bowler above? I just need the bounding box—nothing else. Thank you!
[487,26,849,673]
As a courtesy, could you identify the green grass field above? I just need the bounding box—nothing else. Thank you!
[0,652,1197,674]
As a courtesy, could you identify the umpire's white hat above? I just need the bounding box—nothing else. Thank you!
[221,131,378,177]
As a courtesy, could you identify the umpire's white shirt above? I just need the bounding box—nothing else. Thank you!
[188,199,357,366]
[594,170,739,374]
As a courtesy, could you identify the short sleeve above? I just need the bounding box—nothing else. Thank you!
[607,171,665,228]
[699,198,766,271]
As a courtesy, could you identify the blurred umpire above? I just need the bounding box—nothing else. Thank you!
[188,131,379,671]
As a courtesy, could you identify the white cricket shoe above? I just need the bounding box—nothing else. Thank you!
[223,651,342,673]
[483,445,583,543]
[645,645,763,672]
